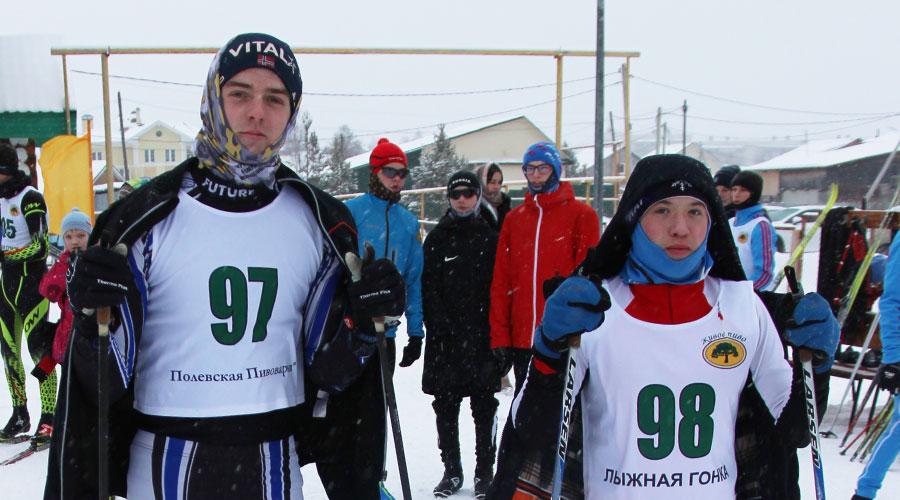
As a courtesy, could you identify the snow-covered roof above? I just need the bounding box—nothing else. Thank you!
[0,35,68,112]
[91,120,195,144]
[347,115,547,169]
[746,134,900,171]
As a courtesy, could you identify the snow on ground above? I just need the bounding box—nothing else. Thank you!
[2,257,899,499]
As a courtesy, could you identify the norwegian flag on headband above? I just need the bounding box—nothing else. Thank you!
[257,55,275,69]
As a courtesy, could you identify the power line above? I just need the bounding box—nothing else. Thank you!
[71,69,614,97]
[632,74,898,116]
[669,111,900,126]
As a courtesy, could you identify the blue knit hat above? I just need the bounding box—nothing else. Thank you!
[522,142,562,194]
[60,207,92,235]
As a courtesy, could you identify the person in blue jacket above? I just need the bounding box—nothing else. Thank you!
[729,170,776,290]
[345,137,425,369]
[852,233,900,500]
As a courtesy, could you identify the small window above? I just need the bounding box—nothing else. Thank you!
[165,149,176,162]
[92,151,102,161]
[144,149,155,163]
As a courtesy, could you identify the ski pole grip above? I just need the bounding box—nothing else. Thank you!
[568,336,581,348]
[798,349,814,363]
[97,243,128,339]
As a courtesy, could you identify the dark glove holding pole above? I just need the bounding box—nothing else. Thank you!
[346,242,406,336]
[398,337,423,367]
[875,362,900,395]
[784,292,840,374]
[493,346,514,376]
[66,245,134,313]
[533,275,610,361]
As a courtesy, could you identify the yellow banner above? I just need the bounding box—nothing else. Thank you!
[38,134,94,235]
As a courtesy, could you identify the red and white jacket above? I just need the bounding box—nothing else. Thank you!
[490,181,600,349]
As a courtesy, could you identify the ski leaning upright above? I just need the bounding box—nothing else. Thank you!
[770,183,839,290]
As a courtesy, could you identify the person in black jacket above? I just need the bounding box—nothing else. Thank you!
[714,164,741,220]
[476,162,512,231]
[423,170,505,499]
[44,33,405,500]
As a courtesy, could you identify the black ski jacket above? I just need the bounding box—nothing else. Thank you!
[421,212,502,395]
[43,158,384,499]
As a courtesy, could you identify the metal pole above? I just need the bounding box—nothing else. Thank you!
[864,134,900,206]
[622,59,632,178]
[101,52,115,206]
[682,100,688,152]
[555,54,563,147]
[592,0,605,220]
[655,107,661,154]
[62,55,71,135]
[117,92,129,181]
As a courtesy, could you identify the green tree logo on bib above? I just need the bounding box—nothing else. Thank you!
[703,338,746,369]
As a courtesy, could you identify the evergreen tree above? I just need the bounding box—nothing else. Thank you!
[407,124,468,220]
[281,111,325,182]
[319,125,365,195]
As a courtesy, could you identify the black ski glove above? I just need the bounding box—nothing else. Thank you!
[875,362,900,395]
[493,347,514,377]
[398,337,423,367]
[347,243,406,323]
[67,246,134,313]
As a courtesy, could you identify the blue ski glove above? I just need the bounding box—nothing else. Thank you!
[534,276,610,360]
[784,293,840,373]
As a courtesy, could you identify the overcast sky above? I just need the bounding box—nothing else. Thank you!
[6,0,900,154]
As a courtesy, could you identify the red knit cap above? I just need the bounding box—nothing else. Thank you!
[369,138,407,168]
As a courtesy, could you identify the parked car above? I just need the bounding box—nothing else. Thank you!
[762,204,838,253]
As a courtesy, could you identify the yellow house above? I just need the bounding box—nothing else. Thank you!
[90,120,194,181]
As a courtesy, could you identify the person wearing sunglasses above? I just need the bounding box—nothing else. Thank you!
[345,137,425,372]
[489,141,601,397]
[421,170,505,498]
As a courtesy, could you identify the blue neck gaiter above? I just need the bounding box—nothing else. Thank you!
[620,224,714,284]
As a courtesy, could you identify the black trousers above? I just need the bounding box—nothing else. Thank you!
[433,390,499,479]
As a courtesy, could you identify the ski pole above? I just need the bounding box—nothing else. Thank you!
[771,184,838,290]
[785,266,827,500]
[853,399,893,462]
[841,376,879,447]
[840,406,883,455]
[97,242,127,500]
[821,311,880,438]
[551,338,579,500]
[345,249,412,500]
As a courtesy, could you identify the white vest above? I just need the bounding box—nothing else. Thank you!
[729,216,773,291]
[575,276,791,500]
[133,189,323,418]
[0,185,39,251]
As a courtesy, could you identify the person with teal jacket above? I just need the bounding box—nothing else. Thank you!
[345,137,425,369]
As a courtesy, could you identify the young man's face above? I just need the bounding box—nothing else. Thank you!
[716,185,732,205]
[524,161,553,188]
[639,196,709,261]
[486,171,503,195]
[376,162,407,192]
[63,229,90,253]
[448,187,478,212]
[731,185,751,205]
[222,67,291,155]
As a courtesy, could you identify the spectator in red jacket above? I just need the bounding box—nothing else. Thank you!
[489,141,600,395]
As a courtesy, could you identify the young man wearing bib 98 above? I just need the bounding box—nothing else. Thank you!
[495,154,839,500]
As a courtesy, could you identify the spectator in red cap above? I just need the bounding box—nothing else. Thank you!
[342,137,424,492]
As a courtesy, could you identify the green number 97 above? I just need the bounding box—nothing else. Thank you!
[209,266,278,345]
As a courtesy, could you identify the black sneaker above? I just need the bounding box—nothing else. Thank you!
[862,349,882,368]
[473,476,491,499]
[30,413,53,449]
[0,406,30,442]
[433,470,463,498]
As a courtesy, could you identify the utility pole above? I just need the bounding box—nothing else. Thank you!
[592,0,605,220]
[682,100,688,152]
[655,107,662,154]
[117,92,130,181]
